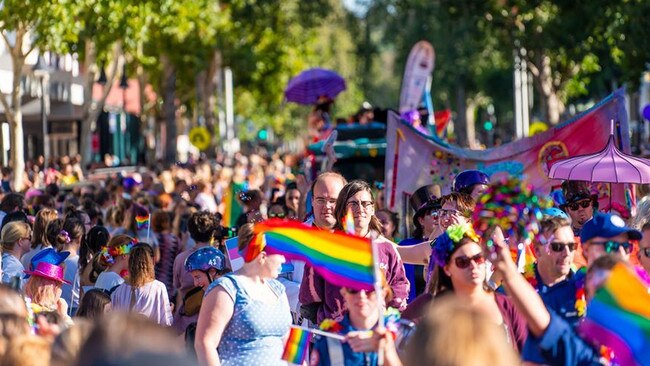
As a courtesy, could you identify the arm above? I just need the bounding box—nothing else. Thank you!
[395,242,431,265]
[194,287,234,366]
[295,174,310,222]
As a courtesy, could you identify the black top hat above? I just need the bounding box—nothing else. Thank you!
[410,184,441,225]
[559,180,598,210]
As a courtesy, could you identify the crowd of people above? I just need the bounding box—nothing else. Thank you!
[1,150,649,366]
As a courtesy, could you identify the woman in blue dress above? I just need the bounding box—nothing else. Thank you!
[194,223,292,366]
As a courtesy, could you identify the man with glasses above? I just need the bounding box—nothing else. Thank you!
[580,213,641,264]
[638,222,650,274]
[299,172,347,324]
[522,217,586,364]
[559,181,597,237]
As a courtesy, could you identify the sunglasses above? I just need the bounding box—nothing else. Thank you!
[550,242,576,252]
[591,240,633,254]
[345,288,376,295]
[439,209,464,218]
[641,248,650,258]
[454,253,486,269]
[268,213,285,219]
[567,199,592,211]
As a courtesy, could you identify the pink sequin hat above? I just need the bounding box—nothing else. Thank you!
[23,262,71,284]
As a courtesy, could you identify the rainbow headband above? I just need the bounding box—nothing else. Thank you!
[100,239,137,265]
[239,234,266,262]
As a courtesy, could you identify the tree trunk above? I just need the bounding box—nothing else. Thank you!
[161,54,177,164]
[530,52,565,125]
[80,41,122,167]
[10,54,25,191]
[454,81,468,147]
[465,98,479,149]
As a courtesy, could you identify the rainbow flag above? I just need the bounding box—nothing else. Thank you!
[222,182,245,227]
[579,263,650,366]
[282,326,312,364]
[135,214,150,230]
[344,209,355,235]
[224,237,244,271]
[254,219,375,290]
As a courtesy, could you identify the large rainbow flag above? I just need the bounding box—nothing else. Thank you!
[253,219,376,290]
[222,182,245,227]
[579,263,650,366]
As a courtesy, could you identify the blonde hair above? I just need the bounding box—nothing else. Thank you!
[404,295,518,366]
[3,334,51,366]
[0,222,31,251]
[32,208,58,249]
[128,245,155,288]
[50,319,94,366]
[24,276,62,310]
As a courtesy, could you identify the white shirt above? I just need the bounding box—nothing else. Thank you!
[95,271,124,292]
[111,280,173,326]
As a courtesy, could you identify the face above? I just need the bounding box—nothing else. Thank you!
[345,190,375,233]
[439,200,469,230]
[341,288,378,320]
[268,205,286,219]
[584,232,631,264]
[312,177,345,229]
[190,270,212,289]
[19,231,32,252]
[444,242,486,291]
[536,226,575,279]
[638,229,650,274]
[285,189,301,213]
[470,184,489,201]
[419,209,439,237]
[376,211,395,239]
[81,213,92,233]
[566,198,594,227]
[261,253,286,279]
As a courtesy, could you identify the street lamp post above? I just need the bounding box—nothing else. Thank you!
[33,56,50,166]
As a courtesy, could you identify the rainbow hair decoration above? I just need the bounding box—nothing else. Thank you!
[239,234,266,262]
[100,239,137,265]
[432,223,480,267]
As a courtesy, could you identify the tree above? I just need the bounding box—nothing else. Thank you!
[0,0,74,190]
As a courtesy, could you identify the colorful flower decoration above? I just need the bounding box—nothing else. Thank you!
[472,177,553,246]
[574,267,587,318]
[319,319,344,334]
[523,263,538,289]
[59,230,71,244]
[99,239,137,266]
[384,307,401,340]
[432,223,480,267]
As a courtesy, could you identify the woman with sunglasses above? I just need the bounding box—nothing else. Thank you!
[402,223,528,353]
[310,274,407,366]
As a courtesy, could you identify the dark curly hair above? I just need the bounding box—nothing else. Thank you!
[188,211,219,243]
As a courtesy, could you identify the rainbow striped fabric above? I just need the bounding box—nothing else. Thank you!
[222,182,245,227]
[135,214,150,230]
[282,326,312,364]
[254,219,375,290]
[579,263,650,366]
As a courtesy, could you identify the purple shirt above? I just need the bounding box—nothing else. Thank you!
[299,235,410,323]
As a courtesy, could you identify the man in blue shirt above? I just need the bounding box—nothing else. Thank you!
[523,217,587,363]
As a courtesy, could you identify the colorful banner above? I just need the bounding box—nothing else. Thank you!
[385,88,630,219]
[222,182,245,227]
[399,41,435,114]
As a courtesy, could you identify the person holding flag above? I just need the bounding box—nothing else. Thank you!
[194,223,291,366]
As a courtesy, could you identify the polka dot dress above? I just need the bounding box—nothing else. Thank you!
[206,274,292,366]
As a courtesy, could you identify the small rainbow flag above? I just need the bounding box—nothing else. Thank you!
[224,237,244,271]
[579,263,650,366]
[282,326,312,364]
[254,219,375,290]
[135,214,150,230]
[344,209,355,235]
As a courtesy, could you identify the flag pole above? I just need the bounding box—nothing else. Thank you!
[146,213,151,243]
[371,237,385,366]
[295,326,345,341]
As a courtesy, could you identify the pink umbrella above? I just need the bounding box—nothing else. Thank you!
[549,125,650,184]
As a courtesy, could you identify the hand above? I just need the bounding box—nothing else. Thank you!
[35,315,62,341]
[295,174,310,195]
[346,330,378,353]
[487,229,518,277]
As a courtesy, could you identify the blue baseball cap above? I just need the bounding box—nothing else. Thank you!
[580,213,642,243]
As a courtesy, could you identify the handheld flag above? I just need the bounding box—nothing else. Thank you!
[282,327,312,365]
[579,263,650,366]
[344,209,355,235]
[135,214,150,230]
[224,237,244,271]
[254,219,375,290]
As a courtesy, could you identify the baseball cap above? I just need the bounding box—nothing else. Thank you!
[580,213,642,243]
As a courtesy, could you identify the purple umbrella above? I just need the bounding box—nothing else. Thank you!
[284,68,346,105]
[548,127,650,184]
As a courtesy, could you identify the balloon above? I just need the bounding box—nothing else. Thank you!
[643,104,650,121]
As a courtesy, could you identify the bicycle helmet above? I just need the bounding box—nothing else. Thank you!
[452,170,490,193]
[184,247,227,273]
